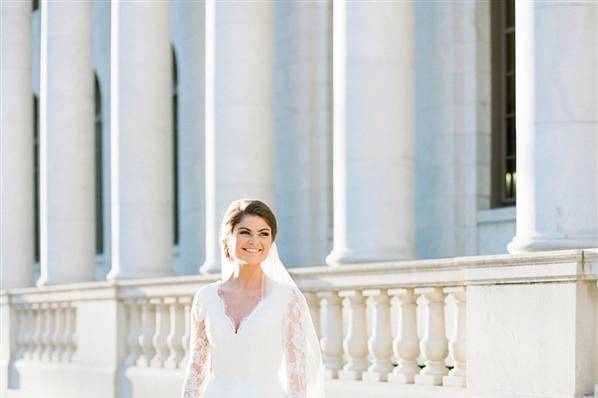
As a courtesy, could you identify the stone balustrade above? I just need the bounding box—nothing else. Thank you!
[1,248,597,398]
[12,301,77,363]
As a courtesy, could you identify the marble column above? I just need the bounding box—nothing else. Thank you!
[326,0,416,265]
[0,0,34,288]
[507,1,598,253]
[201,1,275,274]
[273,1,332,267]
[37,1,95,285]
[107,1,174,279]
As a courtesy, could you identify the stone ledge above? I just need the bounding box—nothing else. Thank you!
[2,249,595,302]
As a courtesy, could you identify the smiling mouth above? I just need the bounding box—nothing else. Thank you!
[243,248,262,254]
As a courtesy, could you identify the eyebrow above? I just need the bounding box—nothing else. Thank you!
[238,227,271,232]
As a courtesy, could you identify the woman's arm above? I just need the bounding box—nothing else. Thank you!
[181,292,211,398]
[284,289,308,398]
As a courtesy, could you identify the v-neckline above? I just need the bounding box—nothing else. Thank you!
[216,281,268,335]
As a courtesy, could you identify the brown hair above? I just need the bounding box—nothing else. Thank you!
[220,198,277,262]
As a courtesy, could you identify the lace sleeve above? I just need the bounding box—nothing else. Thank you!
[285,289,308,398]
[181,291,211,398]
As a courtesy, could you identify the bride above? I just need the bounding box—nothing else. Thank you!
[181,199,325,397]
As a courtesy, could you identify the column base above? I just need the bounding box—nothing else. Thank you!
[507,234,598,254]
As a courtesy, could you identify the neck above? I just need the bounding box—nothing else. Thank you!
[231,262,263,289]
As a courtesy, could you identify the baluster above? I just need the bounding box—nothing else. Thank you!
[14,304,25,359]
[443,287,467,387]
[305,292,321,339]
[40,303,53,361]
[136,298,156,367]
[63,303,76,362]
[49,303,63,362]
[53,303,68,362]
[34,304,46,361]
[150,297,169,367]
[414,287,448,385]
[23,304,34,360]
[31,303,43,361]
[363,289,393,382]
[179,296,192,368]
[388,288,420,384]
[318,291,343,378]
[123,299,141,366]
[72,304,79,360]
[164,297,184,369]
[338,290,368,380]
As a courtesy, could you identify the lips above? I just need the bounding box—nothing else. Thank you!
[243,248,261,254]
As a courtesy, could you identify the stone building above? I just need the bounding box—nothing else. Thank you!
[1,1,597,398]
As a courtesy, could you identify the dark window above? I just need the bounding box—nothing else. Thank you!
[33,95,39,263]
[94,74,104,255]
[491,0,516,207]
[172,47,179,246]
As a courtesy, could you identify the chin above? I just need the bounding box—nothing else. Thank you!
[236,257,265,266]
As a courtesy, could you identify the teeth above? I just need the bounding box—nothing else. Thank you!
[244,248,260,253]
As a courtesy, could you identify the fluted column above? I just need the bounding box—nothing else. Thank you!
[108,1,173,279]
[201,0,276,273]
[37,1,95,285]
[507,0,597,253]
[0,0,34,288]
[326,0,415,266]
[273,1,332,266]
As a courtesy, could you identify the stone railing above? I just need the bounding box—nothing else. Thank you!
[115,271,468,391]
[120,291,194,370]
[11,301,77,363]
[2,248,597,398]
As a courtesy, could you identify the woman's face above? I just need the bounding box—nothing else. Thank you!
[229,215,273,266]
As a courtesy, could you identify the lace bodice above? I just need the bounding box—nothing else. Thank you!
[180,281,313,398]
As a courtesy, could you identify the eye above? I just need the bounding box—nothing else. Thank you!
[240,230,250,235]
[260,232,270,237]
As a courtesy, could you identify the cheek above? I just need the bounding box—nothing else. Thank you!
[262,240,273,254]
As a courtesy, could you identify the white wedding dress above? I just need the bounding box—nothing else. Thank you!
[181,278,312,398]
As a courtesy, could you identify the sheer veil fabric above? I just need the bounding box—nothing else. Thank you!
[181,243,325,398]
